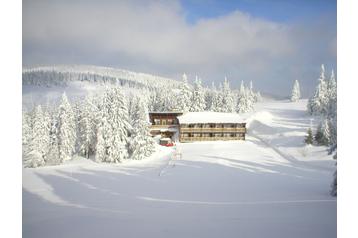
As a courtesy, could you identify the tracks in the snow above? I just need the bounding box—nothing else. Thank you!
[248,132,332,172]
[158,147,182,177]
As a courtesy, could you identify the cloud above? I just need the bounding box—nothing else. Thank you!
[23,0,336,97]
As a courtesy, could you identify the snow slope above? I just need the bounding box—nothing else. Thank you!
[23,99,336,238]
[22,65,181,109]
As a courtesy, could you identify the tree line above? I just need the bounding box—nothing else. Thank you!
[22,88,155,168]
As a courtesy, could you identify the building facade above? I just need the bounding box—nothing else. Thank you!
[149,111,247,142]
[179,123,246,142]
[149,112,183,139]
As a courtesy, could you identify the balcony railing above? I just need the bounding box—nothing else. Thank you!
[180,127,246,133]
[150,125,179,129]
[180,136,245,142]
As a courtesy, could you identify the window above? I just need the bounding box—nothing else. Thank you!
[167,119,174,125]
[154,119,160,125]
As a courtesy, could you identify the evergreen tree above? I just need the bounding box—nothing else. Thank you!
[236,81,254,113]
[308,64,329,115]
[314,121,324,145]
[95,87,131,163]
[24,105,49,167]
[57,93,77,162]
[95,116,108,163]
[78,97,96,159]
[46,114,61,165]
[304,127,314,145]
[209,83,221,112]
[315,118,331,146]
[321,117,331,146]
[190,76,206,112]
[129,97,155,160]
[327,70,337,117]
[220,77,235,112]
[22,110,32,153]
[177,73,191,112]
[290,80,301,102]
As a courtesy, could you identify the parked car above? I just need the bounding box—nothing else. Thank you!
[159,138,175,147]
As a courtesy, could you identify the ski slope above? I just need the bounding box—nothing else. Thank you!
[23,100,336,238]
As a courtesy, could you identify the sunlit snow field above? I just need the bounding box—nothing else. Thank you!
[23,100,336,238]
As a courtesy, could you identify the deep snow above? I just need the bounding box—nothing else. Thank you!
[23,99,336,238]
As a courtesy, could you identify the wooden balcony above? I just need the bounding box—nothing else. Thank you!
[180,136,245,142]
[150,125,179,129]
[180,127,246,133]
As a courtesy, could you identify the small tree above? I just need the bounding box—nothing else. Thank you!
[290,80,301,102]
[304,127,314,145]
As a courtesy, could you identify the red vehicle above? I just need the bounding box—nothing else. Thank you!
[159,138,175,147]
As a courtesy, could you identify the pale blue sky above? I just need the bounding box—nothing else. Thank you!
[23,0,336,97]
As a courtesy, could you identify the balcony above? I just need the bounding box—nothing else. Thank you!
[180,127,246,133]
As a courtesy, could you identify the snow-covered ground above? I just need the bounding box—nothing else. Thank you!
[23,100,336,238]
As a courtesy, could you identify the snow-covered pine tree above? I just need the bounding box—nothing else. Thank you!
[314,121,324,145]
[97,87,131,163]
[236,81,254,113]
[321,117,331,146]
[190,76,206,112]
[308,64,329,115]
[290,80,301,102]
[236,81,247,113]
[304,127,314,145]
[220,77,235,113]
[57,92,77,162]
[24,105,50,167]
[95,115,108,163]
[315,118,331,146]
[22,110,32,153]
[327,70,337,118]
[177,73,191,112]
[163,88,177,111]
[209,82,221,112]
[204,83,214,111]
[46,114,61,165]
[78,96,96,159]
[129,97,155,160]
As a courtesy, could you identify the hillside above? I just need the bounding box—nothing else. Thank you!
[22,65,181,108]
[23,99,336,238]
[23,65,180,89]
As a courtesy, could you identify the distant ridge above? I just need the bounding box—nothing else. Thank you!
[22,65,181,89]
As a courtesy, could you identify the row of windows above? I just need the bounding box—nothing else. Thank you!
[153,118,178,125]
[185,123,245,128]
[182,133,245,138]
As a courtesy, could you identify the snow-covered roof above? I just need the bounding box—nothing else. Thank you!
[149,111,183,114]
[177,112,248,124]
